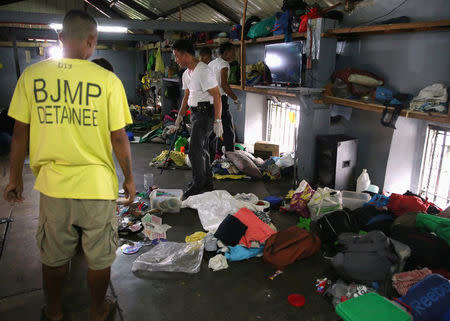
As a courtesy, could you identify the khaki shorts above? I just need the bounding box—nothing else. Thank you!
[36,193,118,270]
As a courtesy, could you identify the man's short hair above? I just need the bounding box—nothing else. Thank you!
[199,47,212,57]
[219,42,234,55]
[92,58,114,72]
[62,10,97,40]
[172,40,195,56]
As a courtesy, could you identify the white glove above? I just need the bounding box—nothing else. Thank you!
[175,113,183,128]
[213,121,223,137]
[234,99,242,112]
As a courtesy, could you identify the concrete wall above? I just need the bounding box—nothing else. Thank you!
[0,46,144,107]
[335,0,450,191]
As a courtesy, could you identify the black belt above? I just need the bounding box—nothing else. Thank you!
[190,102,212,113]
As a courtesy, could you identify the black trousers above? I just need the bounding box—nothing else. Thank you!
[189,104,214,190]
[209,95,235,163]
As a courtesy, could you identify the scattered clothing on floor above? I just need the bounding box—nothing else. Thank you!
[233,207,276,248]
[224,244,264,262]
[185,231,207,243]
[214,214,248,246]
[208,254,229,271]
[392,267,433,296]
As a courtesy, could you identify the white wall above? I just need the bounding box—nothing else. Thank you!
[243,93,267,148]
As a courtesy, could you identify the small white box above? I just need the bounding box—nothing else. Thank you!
[150,189,183,213]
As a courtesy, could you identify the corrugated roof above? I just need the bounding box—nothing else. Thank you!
[113,1,149,20]
[133,0,196,16]
[168,3,232,24]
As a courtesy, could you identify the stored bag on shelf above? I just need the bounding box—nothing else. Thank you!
[308,187,343,221]
[247,16,276,39]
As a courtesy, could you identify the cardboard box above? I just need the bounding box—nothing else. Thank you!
[254,141,279,159]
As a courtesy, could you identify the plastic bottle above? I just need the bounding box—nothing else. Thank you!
[356,169,371,193]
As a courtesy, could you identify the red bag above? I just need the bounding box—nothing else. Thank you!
[388,193,429,217]
[298,7,321,32]
[263,226,321,270]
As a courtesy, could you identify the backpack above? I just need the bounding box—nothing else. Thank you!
[272,11,291,35]
[247,16,276,39]
[351,205,395,236]
[316,210,358,244]
[263,226,321,270]
[391,225,450,269]
[331,231,399,283]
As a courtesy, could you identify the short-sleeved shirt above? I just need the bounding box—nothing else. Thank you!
[182,61,217,106]
[208,57,230,96]
[8,58,132,200]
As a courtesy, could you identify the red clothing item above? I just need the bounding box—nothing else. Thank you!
[388,193,429,216]
[233,207,276,247]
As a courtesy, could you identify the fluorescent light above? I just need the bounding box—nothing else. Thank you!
[27,38,57,42]
[97,26,127,33]
[49,23,62,30]
[49,23,127,33]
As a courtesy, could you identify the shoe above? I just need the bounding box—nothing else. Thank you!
[203,183,214,192]
[183,186,203,199]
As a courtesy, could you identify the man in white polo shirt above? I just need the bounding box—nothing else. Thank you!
[172,40,223,198]
[208,42,242,160]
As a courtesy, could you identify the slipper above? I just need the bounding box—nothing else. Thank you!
[40,307,64,321]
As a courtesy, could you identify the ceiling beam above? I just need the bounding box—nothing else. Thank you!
[160,0,203,18]
[84,0,125,19]
[115,0,158,19]
[0,27,161,42]
[0,0,24,5]
[0,11,231,32]
[204,0,240,24]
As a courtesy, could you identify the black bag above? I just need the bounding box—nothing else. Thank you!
[351,206,395,236]
[316,210,358,243]
[331,231,399,283]
[391,225,450,269]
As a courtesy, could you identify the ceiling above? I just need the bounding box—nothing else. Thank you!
[0,0,344,24]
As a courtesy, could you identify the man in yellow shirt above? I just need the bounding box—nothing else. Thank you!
[3,10,135,321]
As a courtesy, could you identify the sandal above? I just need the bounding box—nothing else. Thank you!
[40,307,64,321]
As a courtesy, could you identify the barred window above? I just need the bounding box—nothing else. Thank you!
[419,125,450,208]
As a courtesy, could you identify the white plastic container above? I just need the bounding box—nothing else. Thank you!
[342,190,371,210]
[150,189,183,213]
[356,169,371,193]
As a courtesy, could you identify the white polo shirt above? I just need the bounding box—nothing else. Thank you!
[182,61,217,107]
[208,57,230,96]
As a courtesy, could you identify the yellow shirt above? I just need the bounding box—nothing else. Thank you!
[8,58,132,200]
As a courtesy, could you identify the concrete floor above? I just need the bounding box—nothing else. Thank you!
[0,143,338,321]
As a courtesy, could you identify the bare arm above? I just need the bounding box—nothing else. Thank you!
[111,128,136,204]
[3,120,29,202]
[220,67,237,101]
[178,89,190,117]
[207,86,222,120]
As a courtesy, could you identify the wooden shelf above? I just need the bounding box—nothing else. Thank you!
[162,77,180,83]
[230,84,241,89]
[244,32,306,44]
[322,96,450,124]
[195,41,240,48]
[325,19,450,37]
[244,86,297,97]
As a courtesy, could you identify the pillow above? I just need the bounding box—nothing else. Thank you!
[225,151,263,178]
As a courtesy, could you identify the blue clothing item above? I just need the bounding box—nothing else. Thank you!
[224,245,264,262]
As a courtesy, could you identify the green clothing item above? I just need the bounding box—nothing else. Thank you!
[416,213,450,245]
